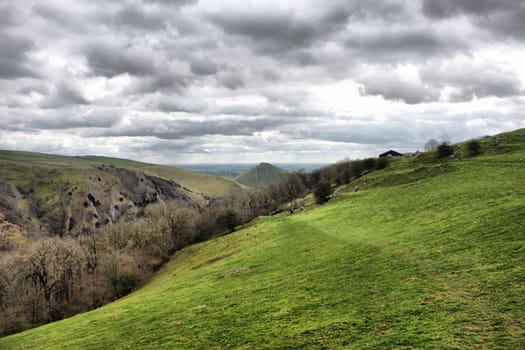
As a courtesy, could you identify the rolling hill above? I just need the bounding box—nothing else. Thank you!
[1,129,524,349]
[236,162,288,187]
[0,151,240,242]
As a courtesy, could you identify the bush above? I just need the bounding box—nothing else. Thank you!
[363,158,377,171]
[110,272,142,299]
[466,139,481,157]
[437,142,454,158]
[375,157,389,170]
[216,209,239,233]
[314,180,333,204]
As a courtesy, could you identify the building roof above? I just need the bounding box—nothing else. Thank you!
[379,150,404,158]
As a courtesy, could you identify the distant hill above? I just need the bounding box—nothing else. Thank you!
[236,162,288,187]
[0,150,240,242]
[176,163,327,177]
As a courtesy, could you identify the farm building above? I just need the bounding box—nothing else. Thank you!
[379,150,404,158]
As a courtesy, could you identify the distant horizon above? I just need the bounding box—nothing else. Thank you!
[173,162,330,166]
[0,148,331,167]
[0,145,407,166]
[0,125,517,166]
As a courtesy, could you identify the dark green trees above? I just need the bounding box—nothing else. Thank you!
[216,209,240,233]
[314,180,333,204]
[466,139,482,156]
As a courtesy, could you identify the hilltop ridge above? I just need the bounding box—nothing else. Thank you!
[236,162,288,187]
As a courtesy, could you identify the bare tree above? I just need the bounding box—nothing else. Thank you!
[14,238,83,324]
[282,173,306,212]
[162,204,195,253]
[424,138,439,151]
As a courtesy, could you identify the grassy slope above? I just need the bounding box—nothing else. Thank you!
[1,130,524,349]
[0,150,238,197]
[236,162,288,187]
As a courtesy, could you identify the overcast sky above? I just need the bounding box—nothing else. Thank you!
[1,0,524,164]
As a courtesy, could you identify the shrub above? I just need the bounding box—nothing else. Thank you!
[466,139,481,157]
[110,272,142,299]
[314,180,333,204]
[216,209,240,233]
[437,142,454,158]
[375,157,389,170]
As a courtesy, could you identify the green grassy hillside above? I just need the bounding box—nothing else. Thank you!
[1,130,524,349]
[236,162,288,187]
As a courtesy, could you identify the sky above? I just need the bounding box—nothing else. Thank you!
[1,0,524,164]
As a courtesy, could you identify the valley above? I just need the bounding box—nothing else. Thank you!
[1,129,523,349]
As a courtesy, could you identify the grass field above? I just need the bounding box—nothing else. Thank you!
[1,130,524,349]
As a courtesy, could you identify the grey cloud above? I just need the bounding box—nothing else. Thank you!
[213,103,330,119]
[420,61,524,101]
[262,89,310,108]
[148,95,207,113]
[206,105,261,117]
[344,27,468,61]
[359,73,440,104]
[422,0,525,40]
[112,3,167,30]
[0,2,19,29]
[0,32,36,79]
[120,138,204,155]
[483,6,525,40]
[207,1,359,54]
[17,83,50,95]
[190,58,218,76]
[257,69,280,82]
[286,121,414,145]
[359,58,523,104]
[32,3,93,34]
[0,109,120,131]
[209,12,317,51]
[217,72,245,90]
[0,113,26,132]
[129,72,190,94]
[40,82,90,109]
[422,0,521,18]
[340,1,411,22]
[144,0,197,7]
[94,115,294,139]
[85,43,157,78]
[29,115,118,130]
[287,50,320,66]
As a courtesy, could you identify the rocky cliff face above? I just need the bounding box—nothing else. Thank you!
[0,158,210,246]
